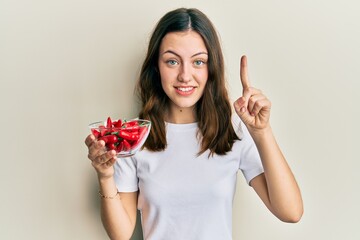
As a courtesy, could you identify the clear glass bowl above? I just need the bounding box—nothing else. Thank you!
[89,118,151,157]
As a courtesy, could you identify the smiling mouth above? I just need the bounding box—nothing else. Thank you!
[175,87,195,92]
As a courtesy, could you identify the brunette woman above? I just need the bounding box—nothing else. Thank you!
[85,8,303,240]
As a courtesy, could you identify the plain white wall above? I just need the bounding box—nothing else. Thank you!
[1,0,359,239]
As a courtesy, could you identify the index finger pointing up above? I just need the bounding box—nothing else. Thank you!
[240,55,251,91]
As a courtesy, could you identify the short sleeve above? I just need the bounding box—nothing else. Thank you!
[113,157,139,192]
[232,115,264,185]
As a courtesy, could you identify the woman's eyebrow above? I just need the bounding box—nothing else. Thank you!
[161,50,208,58]
[191,52,208,58]
[161,50,180,57]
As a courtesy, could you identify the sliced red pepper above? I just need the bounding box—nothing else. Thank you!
[107,143,116,150]
[99,135,118,144]
[118,130,139,141]
[106,117,113,128]
[138,126,147,139]
[123,125,141,132]
[122,120,138,128]
[122,139,131,151]
[113,119,122,128]
[132,126,148,148]
[91,117,150,154]
[91,129,100,138]
[99,125,108,137]
[115,141,123,152]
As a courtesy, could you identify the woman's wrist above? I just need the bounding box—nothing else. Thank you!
[98,173,114,182]
[98,175,118,197]
[98,190,120,199]
[248,124,273,142]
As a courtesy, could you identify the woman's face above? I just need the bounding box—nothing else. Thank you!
[158,30,208,114]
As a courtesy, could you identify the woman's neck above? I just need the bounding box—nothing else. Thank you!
[165,106,196,124]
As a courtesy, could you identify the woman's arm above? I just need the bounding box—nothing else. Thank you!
[85,135,138,239]
[99,177,138,239]
[249,127,303,223]
[234,55,303,222]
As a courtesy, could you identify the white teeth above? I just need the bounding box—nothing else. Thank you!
[177,87,193,92]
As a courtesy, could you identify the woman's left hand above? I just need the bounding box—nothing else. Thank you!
[234,55,272,133]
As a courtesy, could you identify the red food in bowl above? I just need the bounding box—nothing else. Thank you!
[89,117,151,157]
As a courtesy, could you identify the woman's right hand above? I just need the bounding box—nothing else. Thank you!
[85,134,117,180]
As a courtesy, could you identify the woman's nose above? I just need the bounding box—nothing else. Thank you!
[177,63,191,83]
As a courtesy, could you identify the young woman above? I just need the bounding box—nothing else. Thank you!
[85,8,303,240]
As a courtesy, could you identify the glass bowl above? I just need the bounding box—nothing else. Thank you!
[89,118,151,157]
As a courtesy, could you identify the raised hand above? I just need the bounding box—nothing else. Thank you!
[234,55,271,132]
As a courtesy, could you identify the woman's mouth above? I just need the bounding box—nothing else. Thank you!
[175,86,195,95]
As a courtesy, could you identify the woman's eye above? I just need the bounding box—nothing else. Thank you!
[194,60,206,66]
[167,60,178,66]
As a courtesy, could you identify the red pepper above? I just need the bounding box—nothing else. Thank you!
[91,129,100,138]
[106,117,113,128]
[123,125,141,131]
[91,117,149,154]
[122,120,138,128]
[99,135,118,144]
[132,126,148,148]
[122,139,131,151]
[118,130,140,141]
[138,126,147,139]
[115,141,123,152]
[108,143,116,150]
[99,125,108,136]
[113,119,122,128]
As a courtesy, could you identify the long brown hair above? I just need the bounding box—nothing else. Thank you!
[136,8,239,156]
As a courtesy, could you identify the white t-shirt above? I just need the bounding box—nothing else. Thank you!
[114,115,264,240]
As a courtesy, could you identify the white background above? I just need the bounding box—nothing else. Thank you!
[1,0,359,239]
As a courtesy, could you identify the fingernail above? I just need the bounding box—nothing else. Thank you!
[241,107,246,113]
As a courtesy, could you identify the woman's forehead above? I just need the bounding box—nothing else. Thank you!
[159,31,208,56]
